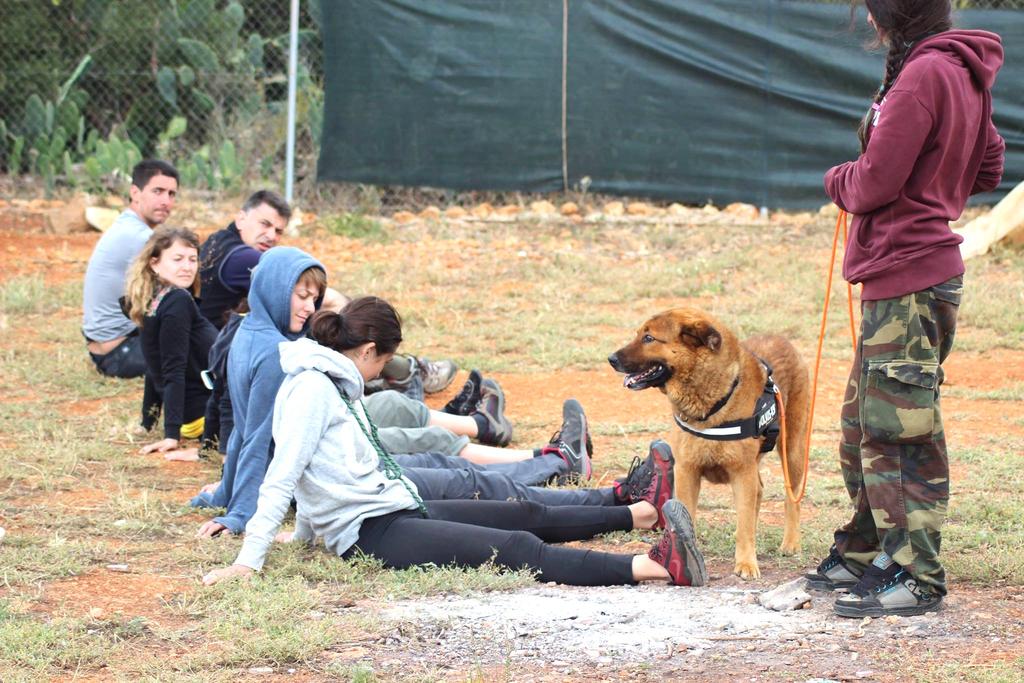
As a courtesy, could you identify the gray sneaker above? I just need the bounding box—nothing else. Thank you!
[376,355,424,401]
[540,398,593,483]
[804,544,862,591]
[474,379,513,446]
[833,552,943,618]
[419,357,458,394]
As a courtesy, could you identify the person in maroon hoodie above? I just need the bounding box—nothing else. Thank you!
[804,0,1005,618]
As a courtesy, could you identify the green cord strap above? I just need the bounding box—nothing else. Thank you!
[332,381,428,517]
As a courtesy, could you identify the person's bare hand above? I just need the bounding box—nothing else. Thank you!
[164,447,199,462]
[140,437,179,455]
[274,531,295,543]
[196,520,229,538]
[202,564,254,586]
[200,481,221,495]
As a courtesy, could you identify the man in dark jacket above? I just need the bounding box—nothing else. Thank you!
[198,191,460,451]
[198,190,456,399]
[198,189,291,329]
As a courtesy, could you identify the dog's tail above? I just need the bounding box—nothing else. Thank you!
[779,363,811,499]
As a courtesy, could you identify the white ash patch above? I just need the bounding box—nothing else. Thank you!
[381,584,913,666]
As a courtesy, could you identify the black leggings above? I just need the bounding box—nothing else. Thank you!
[346,500,637,586]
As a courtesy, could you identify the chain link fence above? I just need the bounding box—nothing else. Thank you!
[1,0,1020,199]
[0,0,323,196]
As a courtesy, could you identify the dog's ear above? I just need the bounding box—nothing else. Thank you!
[680,321,722,352]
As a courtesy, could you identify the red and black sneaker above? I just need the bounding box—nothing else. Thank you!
[649,499,707,587]
[638,440,671,532]
[622,440,675,529]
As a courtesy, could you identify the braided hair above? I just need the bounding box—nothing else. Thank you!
[854,0,953,152]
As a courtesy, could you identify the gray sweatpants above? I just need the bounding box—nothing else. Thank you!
[395,451,566,487]
[403,466,614,508]
[364,390,468,457]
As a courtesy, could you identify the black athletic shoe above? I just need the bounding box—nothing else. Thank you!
[833,553,942,618]
[804,544,862,592]
[540,398,592,483]
[474,378,513,447]
[443,369,483,416]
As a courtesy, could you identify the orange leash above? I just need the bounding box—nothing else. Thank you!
[842,214,857,354]
[778,209,857,504]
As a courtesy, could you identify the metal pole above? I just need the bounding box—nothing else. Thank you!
[561,0,569,192]
[284,0,300,203]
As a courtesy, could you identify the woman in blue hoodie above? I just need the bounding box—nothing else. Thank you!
[193,247,674,538]
[203,300,705,588]
[806,0,1004,618]
[191,247,326,536]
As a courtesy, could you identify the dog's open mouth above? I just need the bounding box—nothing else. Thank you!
[622,363,670,391]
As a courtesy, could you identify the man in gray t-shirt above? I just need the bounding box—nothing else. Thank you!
[82,160,179,377]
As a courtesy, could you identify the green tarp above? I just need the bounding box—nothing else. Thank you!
[318,1,1021,208]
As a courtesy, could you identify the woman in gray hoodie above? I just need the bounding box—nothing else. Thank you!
[204,298,707,588]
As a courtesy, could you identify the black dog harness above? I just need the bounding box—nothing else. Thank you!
[673,361,781,454]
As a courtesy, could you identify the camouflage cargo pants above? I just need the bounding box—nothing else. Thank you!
[834,276,963,595]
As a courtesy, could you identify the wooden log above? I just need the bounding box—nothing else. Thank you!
[955,181,1024,259]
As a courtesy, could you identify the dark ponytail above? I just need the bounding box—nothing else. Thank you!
[309,296,403,354]
[853,0,953,151]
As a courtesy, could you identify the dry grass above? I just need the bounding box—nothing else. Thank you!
[1,212,1022,681]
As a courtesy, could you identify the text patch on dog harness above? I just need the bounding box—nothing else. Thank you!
[674,362,781,454]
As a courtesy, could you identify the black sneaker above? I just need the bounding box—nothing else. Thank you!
[540,398,592,483]
[443,369,482,416]
[474,378,513,447]
[804,544,862,592]
[649,500,707,587]
[833,552,943,618]
[616,440,674,529]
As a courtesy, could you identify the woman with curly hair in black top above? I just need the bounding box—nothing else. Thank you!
[125,226,217,461]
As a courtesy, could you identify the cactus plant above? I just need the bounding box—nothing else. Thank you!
[157,67,178,108]
[10,135,25,174]
[2,1,326,194]
[0,119,7,169]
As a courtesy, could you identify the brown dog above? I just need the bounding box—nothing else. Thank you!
[609,307,810,579]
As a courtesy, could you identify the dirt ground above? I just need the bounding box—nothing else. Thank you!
[1,208,1023,681]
